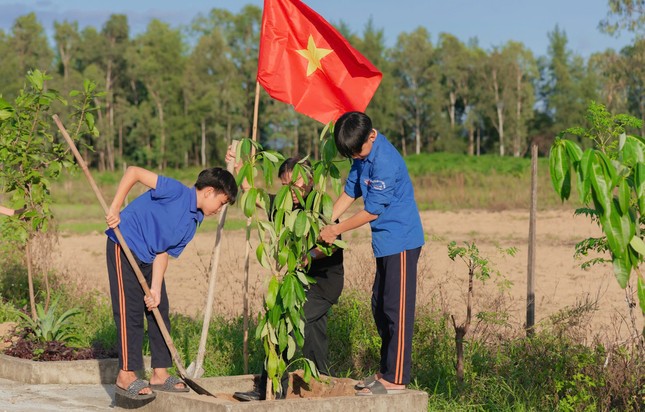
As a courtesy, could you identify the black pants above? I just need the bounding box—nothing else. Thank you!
[106,238,172,371]
[372,247,421,385]
[302,260,344,376]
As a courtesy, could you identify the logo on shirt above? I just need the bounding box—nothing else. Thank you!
[364,179,386,190]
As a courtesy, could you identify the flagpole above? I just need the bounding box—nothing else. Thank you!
[243,81,261,377]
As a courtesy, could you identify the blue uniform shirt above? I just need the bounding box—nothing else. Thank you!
[106,176,204,263]
[344,132,425,257]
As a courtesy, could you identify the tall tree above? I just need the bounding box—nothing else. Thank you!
[391,27,436,154]
[127,20,185,169]
[10,13,53,79]
[53,21,80,84]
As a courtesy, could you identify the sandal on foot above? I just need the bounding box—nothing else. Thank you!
[115,379,156,400]
[355,380,407,396]
[150,376,190,393]
[354,374,377,390]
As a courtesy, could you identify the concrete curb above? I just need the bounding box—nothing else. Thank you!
[125,375,429,412]
[0,354,151,384]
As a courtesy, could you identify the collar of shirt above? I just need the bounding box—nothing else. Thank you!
[190,187,205,225]
[365,132,381,164]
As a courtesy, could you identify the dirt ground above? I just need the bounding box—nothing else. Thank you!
[51,209,644,343]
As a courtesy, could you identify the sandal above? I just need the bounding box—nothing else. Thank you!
[354,374,377,390]
[150,375,190,393]
[115,379,156,400]
[355,380,407,396]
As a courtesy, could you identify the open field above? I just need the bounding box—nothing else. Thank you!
[50,206,643,342]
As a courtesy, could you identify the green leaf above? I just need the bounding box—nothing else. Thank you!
[618,178,631,215]
[267,348,278,378]
[263,150,279,163]
[322,193,333,219]
[637,275,645,315]
[244,188,258,218]
[630,236,645,258]
[635,163,645,215]
[612,255,631,289]
[589,151,613,214]
[266,276,279,310]
[549,141,570,201]
[286,335,296,360]
[598,204,634,260]
[294,211,308,237]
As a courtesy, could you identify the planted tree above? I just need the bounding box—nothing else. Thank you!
[447,241,515,384]
[0,70,101,319]
[232,128,344,398]
[550,102,645,327]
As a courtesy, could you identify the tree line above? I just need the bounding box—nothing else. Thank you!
[0,4,641,170]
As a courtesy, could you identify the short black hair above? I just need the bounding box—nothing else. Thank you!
[278,157,312,179]
[334,111,372,158]
[195,167,238,205]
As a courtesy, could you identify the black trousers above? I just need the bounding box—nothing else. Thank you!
[106,238,172,371]
[302,260,344,376]
[372,247,421,385]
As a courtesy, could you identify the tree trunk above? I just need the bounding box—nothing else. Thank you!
[514,66,522,157]
[26,240,37,320]
[201,117,206,167]
[468,123,475,156]
[448,91,456,129]
[492,68,505,156]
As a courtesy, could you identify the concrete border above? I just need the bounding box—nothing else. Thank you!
[0,354,155,384]
[122,375,429,412]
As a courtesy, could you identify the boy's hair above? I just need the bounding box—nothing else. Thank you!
[278,157,312,179]
[195,167,238,204]
[334,111,372,158]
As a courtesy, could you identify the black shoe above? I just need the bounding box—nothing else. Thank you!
[233,391,261,401]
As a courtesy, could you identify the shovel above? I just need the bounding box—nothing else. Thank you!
[53,115,216,398]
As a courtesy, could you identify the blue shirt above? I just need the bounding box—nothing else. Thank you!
[344,132,424,257]
[106,176,204,263]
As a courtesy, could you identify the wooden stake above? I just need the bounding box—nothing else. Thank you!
[526,144,538,336]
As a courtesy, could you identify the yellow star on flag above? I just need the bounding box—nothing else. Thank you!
[296,35,333,76]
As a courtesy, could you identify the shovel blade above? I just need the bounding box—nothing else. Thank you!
[186,362,205,379]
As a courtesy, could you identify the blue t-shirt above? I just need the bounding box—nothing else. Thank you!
[106,176,204,263]
[344,132,424,257]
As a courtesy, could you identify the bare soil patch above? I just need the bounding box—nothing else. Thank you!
[50,209,643,342]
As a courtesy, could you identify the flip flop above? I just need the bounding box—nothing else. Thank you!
[354,374,377,390]
[355,380,407,396]
[150,376,190,393]
[115,379,156,400]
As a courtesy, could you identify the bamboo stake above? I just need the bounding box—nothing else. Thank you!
[188,140,238,378]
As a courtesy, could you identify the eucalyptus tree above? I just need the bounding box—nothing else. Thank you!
[391,27,436,154]
[588,49,628,114]
[10,13,53,78]
[184,24,237,165]
[620,39,645,136]
[355,19,399,143]
[599,0,645,35]
[540,27,597,145]
[126,19,185,169]
[53,21,80,84]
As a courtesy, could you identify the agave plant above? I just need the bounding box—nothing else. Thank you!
[16,298,82,343]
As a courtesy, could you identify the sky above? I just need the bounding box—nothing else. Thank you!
[0,0,633,58]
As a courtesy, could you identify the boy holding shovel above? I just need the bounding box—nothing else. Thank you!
[105,166,237,400]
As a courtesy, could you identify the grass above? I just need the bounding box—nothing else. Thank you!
[47,153,575,235]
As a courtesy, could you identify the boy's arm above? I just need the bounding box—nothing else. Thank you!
[0,205,15,217]
[145,252,168,309]
[320,209,377,244]
[331,192,356,222]
[106,166,159,228]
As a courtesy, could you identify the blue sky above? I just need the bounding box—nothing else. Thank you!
[0,0,632,58]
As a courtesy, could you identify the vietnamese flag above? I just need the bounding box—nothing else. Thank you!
[257,0,382,124]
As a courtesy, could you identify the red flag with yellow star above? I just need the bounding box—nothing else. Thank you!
[257,0,382,124]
